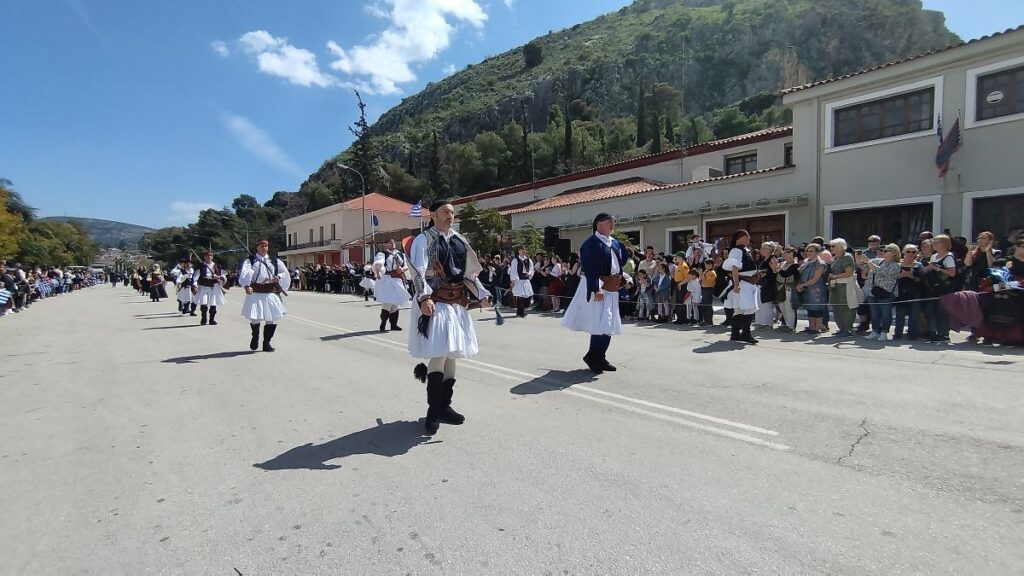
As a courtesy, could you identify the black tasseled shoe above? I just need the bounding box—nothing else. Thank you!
[583,353,604,374]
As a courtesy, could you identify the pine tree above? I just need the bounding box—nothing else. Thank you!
[347,91,378,192]
[635,84,647,147]
[563,101,573,173]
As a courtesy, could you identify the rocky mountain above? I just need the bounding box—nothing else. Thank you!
[299,0,959,207]
[41,217,153,248]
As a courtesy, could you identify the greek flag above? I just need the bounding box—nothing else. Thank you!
[409,201,422,218]
[371,213,379,228]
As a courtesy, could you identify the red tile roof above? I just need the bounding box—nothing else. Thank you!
[504,167,792,216]
[342,192,429,215]
[782,25,1024,95]
[453,126,792,206]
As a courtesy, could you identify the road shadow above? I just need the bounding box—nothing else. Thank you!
[162,350,255,364]
[319,330,385,342]
[253,419,434,471]
[691,340,749,354]
[510,369,597,396]
[143,325,199,331]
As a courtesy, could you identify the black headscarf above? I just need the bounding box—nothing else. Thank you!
[426,199,450,229]
[592,212,612,232]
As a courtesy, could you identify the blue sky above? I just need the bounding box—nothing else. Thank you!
[1,0,1020,229]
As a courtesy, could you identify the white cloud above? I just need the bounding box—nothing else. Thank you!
[211,40,229,57]
[237,30,337,88]
[327,0,487,95]
[503,0,515,9]
[443,63,457,75]
[167,201,218,224]
[222,114,305,177]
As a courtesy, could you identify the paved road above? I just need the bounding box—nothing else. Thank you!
[2,286,1022,575]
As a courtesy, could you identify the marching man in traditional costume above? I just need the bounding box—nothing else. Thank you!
[238,239,290,352]
[723,229,760,345]
[175,260,197,316]
[193,250,227,326]
[508,245,535,318]
[373,238,411,332]
[562,213,629,374]
[408,200,492,435]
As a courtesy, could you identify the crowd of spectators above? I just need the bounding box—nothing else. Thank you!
[0,260,99,317]
[471,227,1024,347]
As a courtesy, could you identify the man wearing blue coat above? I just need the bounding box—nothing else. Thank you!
[561,213,629,374]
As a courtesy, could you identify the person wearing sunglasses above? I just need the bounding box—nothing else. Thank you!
[893,245,925,340]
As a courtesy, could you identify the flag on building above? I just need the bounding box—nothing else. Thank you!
[370,213,379,228]
[935,115,962,178]
[409,201,422,218]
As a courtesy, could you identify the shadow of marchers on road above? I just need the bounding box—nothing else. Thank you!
[691,340,748,354]
[319,330,385,342]
[162,350,255,364]
[510,369,597,396]
[253,419,434,471]
[143,325,200,330]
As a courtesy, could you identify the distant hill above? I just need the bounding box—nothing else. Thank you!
[41,217,153,248]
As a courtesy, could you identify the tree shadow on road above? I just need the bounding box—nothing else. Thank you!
[162,350,255,364]
[319,330,386,342]
[253,419,435,471]
[510,369,597,396]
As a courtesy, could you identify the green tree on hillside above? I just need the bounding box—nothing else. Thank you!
[523,40,543,68]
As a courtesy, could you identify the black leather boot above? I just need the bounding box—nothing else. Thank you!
[438,378,465,425]
[200,305,208,325]
[742,315,758,344]
[424,372,444,434]
[379,309,389,332]
[262,324,277,352]
[249,323,260,351]
[729,313,743,341]
[389,311,402,331]
[583,352,604,374]
[208,306,217,325]
[189,303,197,317]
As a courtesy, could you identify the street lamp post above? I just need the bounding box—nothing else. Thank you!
[338,163,367,263]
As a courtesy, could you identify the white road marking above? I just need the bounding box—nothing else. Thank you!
[289,314,787,450]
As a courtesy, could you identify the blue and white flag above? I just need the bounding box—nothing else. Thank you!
[371,213,380,228]
[409,201,422,218]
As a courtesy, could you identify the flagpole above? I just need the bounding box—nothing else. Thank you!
[371,209,376,255]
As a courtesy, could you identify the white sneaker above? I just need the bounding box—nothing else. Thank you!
[865,332,879,340]
[877,333,888,342]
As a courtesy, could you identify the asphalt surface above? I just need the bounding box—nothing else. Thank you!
[1,285,1022,575]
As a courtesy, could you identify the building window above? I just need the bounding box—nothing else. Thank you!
[618,229,642,248]
[319,226,324,243]
[330,223,336,240]
[668,229,696,255]
[309,229,313,243]
[971,193,1024,238]
[833,88,933,147]
[976,64,1024,122]
[724,152,757,175]
[832,203,933,248]
[784,143,794,166]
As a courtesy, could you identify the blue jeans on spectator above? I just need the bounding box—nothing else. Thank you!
[868,295,895,334]
[893,301,921,339]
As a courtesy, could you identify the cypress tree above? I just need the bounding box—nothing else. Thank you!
[563,101,573,173]
[635,84,647,147]
[650,112,662,153]
[665,118,675,146]
[429,131,445,197]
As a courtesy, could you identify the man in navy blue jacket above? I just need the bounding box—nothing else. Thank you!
[561,213,629,374]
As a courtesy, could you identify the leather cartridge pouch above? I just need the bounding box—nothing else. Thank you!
[431,282,469,307]
[600,275,624,292]
[197,278,217,288]
[388,269,406,279]
[250,282,278,294]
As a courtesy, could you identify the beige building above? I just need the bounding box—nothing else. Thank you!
[784,24,1024,245]
[280,193,427,267]
[455,25,1024,253]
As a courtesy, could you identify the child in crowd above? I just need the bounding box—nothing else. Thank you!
[653,263,672,322]
[634,269,654,321]
[700,260,717,326]
[685,269,703,323]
